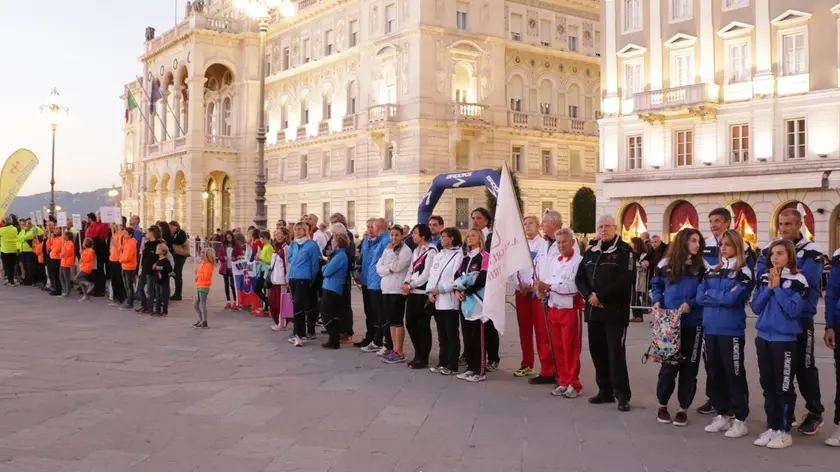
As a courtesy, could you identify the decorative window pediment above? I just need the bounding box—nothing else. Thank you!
[664,33,697,49]
[771,10,812,26]
[717,21,755,38]
[616,43,647,58]
[831,3,840,14]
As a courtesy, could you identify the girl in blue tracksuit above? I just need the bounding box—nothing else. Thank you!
[288,222,321,346]
[321,231,349,350]
[750,239,808,450]
[697,229,754,439]
[650,228,707,427]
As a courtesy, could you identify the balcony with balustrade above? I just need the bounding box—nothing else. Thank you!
[342,114,358,132]
[508,111,530,128]
[506,111,597,136]
[368,104,398,124]
[318,120,330,136]
[205,135,239,149]
[631,83,720,122]
[297,125,308,140]
[143,7,245,58]
[449,102,489,124]
[120,163,134,176]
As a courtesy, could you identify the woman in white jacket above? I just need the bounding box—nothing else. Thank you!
[376,226,413,364]
[426,227,464,375]
[402,224,439,369]
[268,227,291,331]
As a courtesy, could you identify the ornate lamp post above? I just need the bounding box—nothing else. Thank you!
[108,185,119,207]
[40,88,70,215]
[234,0,295,230]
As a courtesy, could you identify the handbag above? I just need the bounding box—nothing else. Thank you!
[279,286,294,319]
[173,232,191,257]
[643,308,684,365]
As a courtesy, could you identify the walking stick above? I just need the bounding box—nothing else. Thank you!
[532,255,560,389]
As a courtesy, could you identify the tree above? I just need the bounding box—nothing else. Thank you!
[571,186,596,235]
[485,167,524,220]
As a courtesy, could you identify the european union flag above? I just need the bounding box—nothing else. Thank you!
[149,80,162,114]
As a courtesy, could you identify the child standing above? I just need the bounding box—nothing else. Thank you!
[751,239,809,450]
[119,227,138,310]
[152,244,173,316]
[59,231,75,298]
[76,238,95,301]
[193,248,216,328]
[321,231,349,349]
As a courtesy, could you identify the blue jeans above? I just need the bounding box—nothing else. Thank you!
[137,273,156,310]
[154,282,170,313]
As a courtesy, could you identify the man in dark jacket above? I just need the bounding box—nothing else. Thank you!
[575,215,634,412]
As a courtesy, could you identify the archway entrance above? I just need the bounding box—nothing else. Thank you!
[620,202,647,241]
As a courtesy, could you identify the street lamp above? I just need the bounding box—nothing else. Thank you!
[234,0,295,230]
[40,88,70,215]
[108,185,119,207]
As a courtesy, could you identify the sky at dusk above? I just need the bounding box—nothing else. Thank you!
[1,0,188,196]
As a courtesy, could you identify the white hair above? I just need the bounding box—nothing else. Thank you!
[597,215,616,226]
[542,210,563,227]
[330,223,347,236]
[555,228,575,239]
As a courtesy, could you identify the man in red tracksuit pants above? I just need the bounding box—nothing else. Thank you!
[537,228,584,398]
[513,216,550,378]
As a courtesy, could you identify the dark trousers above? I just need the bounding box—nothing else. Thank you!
[1,252,17,284]
[33,261,46,285]
[154,282,170,313]
[657,324,704,409]
[48,259,61,293]
[796,317,824,415]
[222,272,237,302]
[588,321,632,402]
[173,255,187,298]
[371,289,393,349]
[108,262,124,303]
[361,286,376,340]
[705,334,749,421]
[19,252,34,285]
[255,276,269,309]
[138,273,155,310]
[756,337,797,432]
[93,240,108,295]
[122,269,136,306]
[462,316,492,374]
[339,276,354,336]
[322,289,342,346]
[434,309,461,371]
[290,279,313,338]
[406,294,433,363]
[485,319,500,364]
[833,324,840,425]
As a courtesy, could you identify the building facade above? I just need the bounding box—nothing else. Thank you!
[598,0,840,252]
[120,0,600,237]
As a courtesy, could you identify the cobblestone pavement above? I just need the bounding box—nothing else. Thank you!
[0,276,838,472]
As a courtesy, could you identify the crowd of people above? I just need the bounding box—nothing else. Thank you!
[2,204,840,451]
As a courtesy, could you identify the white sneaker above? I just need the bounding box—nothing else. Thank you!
[767,431,792,449]
[563,387,581,399]
[376,347,391,357]
[293,336,304,347]
[825,426,840,447]
[360,342,381,353]
[725,419,749,438]
[271,324,283,331]
[465,374,486,382]
[456,370,475,380]
[705,415,733,433]
[754,429,775,447]
[550,385,569,397]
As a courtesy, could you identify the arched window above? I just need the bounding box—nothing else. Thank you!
[223,71,233,87]
[301,97,310,124]
[322,91,332,120]
[206,102,217,136]
[509,75,524,111]
[383,67,396,104]
[222,97,232,135]
[539,80,553,115]
[281,103,288,129]
[567,84,581,118]
[347,81,358,114]
[453,64,472,103]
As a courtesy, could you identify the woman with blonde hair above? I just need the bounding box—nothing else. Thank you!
[697,229,754,438]
[193,248,217,329]
[455,227,490,382]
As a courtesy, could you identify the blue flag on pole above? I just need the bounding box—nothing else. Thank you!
[149,81,162,114]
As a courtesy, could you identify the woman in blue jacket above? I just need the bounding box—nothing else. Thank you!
[651,228,706,427]
[288,222,321,347]
[697,229,754,439]
[321,231,350,350]
[751,239,808,450]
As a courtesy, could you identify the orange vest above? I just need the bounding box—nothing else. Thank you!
[196,262,214,289]
[48,236,62,260]
[80,248,95,273]
[34,239,44,264]
[60,240,75,268]
[120,238,138,271]
[109,232,123,262]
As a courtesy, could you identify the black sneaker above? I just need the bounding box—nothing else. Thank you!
[797,413,824,435]
[170,295,182,301]
[657,407,672,424]
[192,321,202,328]
[353,337,372,347]
[696,400,716,415]
[617,400,631,412]
[528,375,556,385]
[673,411,688,427]
[588,393,616,404]
[200,321,209,329]
[321,342,340,349]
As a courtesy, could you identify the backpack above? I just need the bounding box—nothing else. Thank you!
[643,308,684,365]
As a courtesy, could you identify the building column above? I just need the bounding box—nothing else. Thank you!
[699,0,715,84]
[603,0,619,114]
[185,187,204,238]
[159,94,169,141]
[753,0,774,95]
[649,0,662,90]
[171,85,182,139]
[186,77,207,146]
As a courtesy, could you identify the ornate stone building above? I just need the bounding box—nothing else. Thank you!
[121,0,600,236]
[597,0,840,251]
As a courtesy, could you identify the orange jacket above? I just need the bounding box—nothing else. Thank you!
[109,232,123,262]
[80,248,95,274]
[196,262,214,289]
[48,236,62,260]
[60,240,75,268]
[120,237,137,271]
[34,239,44,264]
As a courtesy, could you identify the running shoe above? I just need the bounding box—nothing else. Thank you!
[513,366,533,377]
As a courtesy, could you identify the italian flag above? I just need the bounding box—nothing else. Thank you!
[125,93,137,123]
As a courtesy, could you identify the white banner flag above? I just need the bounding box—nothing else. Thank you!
[483,163,533,335]
[57,212,67,227]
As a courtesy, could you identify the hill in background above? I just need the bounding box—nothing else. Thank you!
[7,188,121,218]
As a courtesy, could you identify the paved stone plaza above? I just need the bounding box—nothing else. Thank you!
[0,276,838,472]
